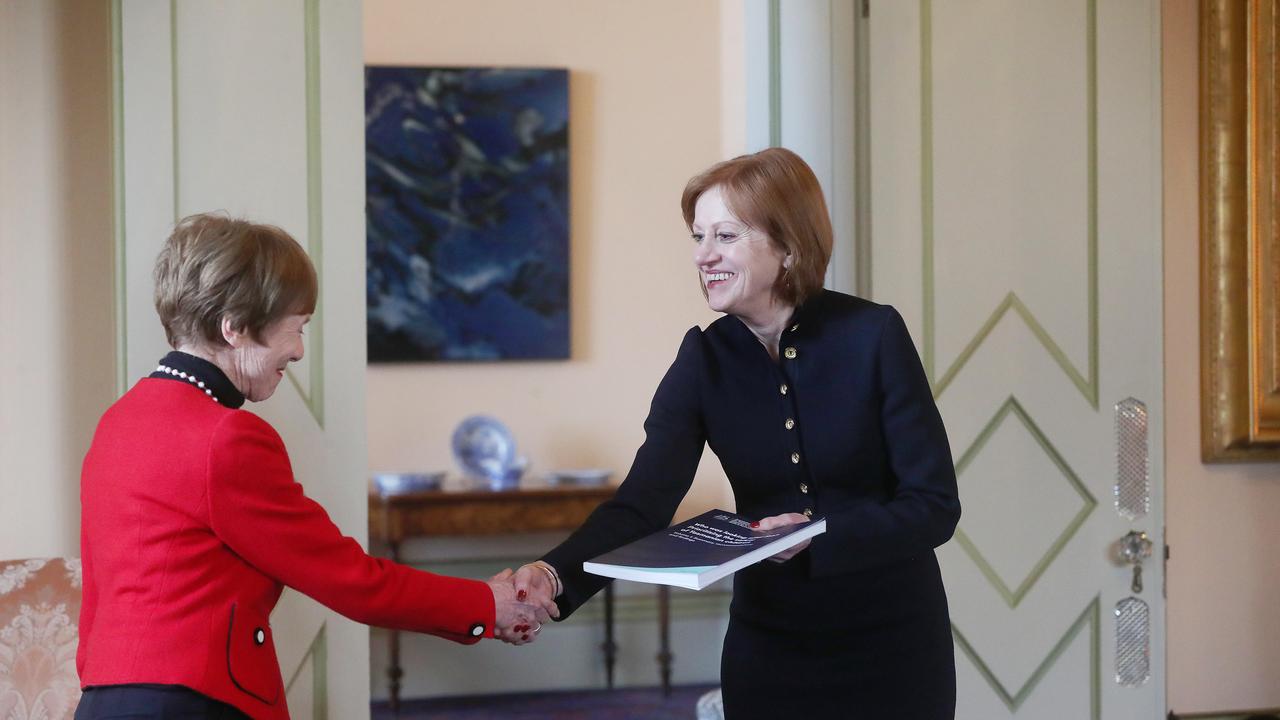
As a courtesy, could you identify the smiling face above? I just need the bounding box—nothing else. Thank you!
[692,185,790,322]
[227,313,309,402]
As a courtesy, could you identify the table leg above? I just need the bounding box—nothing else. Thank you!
[656,585,672,697]
[602,582,617,689]
[388,540,403,716]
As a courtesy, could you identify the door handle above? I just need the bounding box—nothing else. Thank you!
[1115,530,1153,593]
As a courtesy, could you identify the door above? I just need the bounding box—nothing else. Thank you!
[868,1,1164,717]
[113,1,366,717]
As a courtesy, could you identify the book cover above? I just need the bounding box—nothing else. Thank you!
[582,509,827,590]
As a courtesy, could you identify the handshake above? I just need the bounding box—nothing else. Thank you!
[484,562,562,645]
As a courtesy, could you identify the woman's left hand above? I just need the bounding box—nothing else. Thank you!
[753,512,813,562]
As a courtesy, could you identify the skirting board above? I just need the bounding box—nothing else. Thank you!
[1169,710,1280,719]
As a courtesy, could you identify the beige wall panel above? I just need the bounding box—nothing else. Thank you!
[0,0,113,560]
[868,0,924,338]
[173,1,313,395]
[932,0,1091,376]
[118,0,176,382]
[1163,0,1280,712]
[363,0,733,699]
[364,0,729,526]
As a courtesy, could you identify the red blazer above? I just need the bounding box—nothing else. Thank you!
[77,378,495,720]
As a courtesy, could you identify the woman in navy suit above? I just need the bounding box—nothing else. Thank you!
[513,148,960,718]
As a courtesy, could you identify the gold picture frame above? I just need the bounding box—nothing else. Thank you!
[1201,0,1280,461]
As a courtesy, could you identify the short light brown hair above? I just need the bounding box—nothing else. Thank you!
[153,212,318,348]
[681,147,832,306]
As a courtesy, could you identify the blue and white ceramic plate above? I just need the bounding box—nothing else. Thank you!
[546,469,613,486]
[452,415,516,480]
[372,471,445,495]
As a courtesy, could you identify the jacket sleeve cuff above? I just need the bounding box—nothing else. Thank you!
[409,573,495,643]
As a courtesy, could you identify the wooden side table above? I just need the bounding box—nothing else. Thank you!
[369,482,674,712]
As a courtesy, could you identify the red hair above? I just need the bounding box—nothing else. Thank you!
[681,147,832,306]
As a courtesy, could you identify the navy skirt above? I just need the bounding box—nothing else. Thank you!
[720,616,956,718]
[74,685,250,720]
[720,554,956,719]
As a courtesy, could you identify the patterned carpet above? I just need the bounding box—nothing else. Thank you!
[370,685,718,720]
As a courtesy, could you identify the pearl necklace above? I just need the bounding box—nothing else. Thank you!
[156,364,220,404]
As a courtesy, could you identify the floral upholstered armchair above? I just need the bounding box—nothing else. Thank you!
[0,558,82,720]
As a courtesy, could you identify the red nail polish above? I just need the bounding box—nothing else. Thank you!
[750,521,760,528]
[517,590,527,601]
[522,634,530,641]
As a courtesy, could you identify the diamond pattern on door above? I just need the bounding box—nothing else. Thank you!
[951,396,1097,607]
[953,596,1100,717]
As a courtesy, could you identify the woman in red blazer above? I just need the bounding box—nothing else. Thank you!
[75,214,548,720]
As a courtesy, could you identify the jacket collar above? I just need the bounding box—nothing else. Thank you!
[149,350,246,409]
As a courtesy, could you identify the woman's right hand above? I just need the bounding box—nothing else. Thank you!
[487,568,550,645]
[754,512,813,562]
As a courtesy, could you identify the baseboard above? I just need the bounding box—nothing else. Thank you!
[1168,709,1280,720]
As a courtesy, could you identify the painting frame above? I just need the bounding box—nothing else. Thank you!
[1200,0,1280,461]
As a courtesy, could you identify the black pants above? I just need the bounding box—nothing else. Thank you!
[74,685,251,720]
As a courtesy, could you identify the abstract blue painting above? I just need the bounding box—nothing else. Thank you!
[365,67,570,361]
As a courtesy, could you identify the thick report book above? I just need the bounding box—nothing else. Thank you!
[582,509,827,590]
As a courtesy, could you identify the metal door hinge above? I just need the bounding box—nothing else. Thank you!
[1163,541,1170,598]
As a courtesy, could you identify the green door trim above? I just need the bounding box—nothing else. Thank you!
[767,0,782,147]
[953,595,1100,718]
[951,395,1098,608]
[285,0,326,428]
[284,621,328,720]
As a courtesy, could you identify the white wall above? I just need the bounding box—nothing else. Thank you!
[362,0,739,699]
[0,0,114,560]
[1163,0,1280,713]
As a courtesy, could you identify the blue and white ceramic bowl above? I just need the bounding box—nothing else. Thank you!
[451,415,517,483]
[372,471,445,495]
[546,469,613,486]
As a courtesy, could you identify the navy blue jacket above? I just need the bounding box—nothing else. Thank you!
[542,290,960,633]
